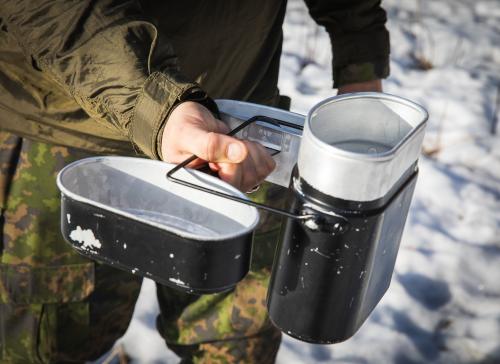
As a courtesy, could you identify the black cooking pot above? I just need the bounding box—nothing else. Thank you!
[267,93,428,343]
[57,157,259,294]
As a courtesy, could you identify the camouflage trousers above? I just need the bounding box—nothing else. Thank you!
[0,131,283,363]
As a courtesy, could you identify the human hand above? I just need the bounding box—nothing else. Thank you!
[161,101,276,192]
[338,79,382,94]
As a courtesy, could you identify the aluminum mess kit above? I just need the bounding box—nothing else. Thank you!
[57,92,428,343]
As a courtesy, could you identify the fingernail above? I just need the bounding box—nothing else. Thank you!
[227,143,242,162]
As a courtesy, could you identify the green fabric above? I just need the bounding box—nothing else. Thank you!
[334,60,390,88]
[0,132,143,363]
[155,182,287,363]
[304,0,390,87]
[0,0,389,157]
[0,131,286,362]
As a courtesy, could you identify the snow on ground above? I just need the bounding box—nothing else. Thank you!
[115,0,500,362]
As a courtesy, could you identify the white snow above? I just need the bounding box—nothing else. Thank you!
[107,0,500,362]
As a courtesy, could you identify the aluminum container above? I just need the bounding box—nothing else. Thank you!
[57,157,259,294]
[267,93,428,343]
[298,93,427,202]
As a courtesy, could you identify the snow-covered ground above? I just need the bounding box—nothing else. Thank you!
[115,0,500,362]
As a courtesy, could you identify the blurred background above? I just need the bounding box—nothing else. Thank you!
[113,0,500,362]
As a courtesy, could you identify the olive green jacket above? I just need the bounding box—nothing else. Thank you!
[0,0,389,159]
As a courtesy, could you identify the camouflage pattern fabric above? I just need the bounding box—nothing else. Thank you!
[0,130,286,363]
[156,182,287,364]
[0,131,142,363]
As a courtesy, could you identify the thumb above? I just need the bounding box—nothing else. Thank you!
[187,129,248,163]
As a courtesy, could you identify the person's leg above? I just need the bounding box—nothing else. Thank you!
[0,132,142,363]
[156,182,286,363]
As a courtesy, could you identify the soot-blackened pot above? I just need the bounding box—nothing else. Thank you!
[57,157,259,294]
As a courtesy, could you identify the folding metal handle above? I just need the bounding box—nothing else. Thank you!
[166,115,314,221]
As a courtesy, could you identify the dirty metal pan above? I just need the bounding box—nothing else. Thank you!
[56,156,259,294]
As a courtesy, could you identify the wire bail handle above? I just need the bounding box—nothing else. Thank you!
[166,115,314,221]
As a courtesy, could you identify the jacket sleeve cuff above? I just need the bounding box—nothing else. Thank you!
[333,58,390,88]
[131,71,217,160]
[330,28,390,87]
